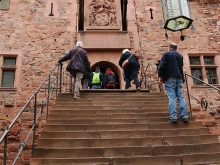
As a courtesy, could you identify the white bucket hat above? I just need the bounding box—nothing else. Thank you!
[122,49,130,54]
[76,41,83,47]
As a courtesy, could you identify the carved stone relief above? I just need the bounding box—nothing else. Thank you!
[85,0,121,30]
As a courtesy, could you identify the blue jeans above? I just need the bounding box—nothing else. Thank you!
[92,85,102,89]
[124,68,140,89]
[164,78,188,120]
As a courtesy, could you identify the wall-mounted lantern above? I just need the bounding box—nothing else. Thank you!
[161,0,193,40]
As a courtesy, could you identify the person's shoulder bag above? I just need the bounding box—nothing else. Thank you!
[66,48,81,72]
[122,54,133,69]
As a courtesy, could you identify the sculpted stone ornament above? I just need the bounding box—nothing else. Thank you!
[88,0,117,26]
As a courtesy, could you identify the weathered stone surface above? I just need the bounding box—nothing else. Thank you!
[4,99,15,107]
[192,104,201,111]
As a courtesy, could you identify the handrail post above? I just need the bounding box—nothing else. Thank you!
[184,74,192,116]
[31,92,37,157]
[59,64,62,93]
[46,75,50,119]
[3,135,7,165]
[144,72,146,89]
[56,65,59,98]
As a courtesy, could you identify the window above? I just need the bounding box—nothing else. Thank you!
[0,0,10,10]
[189,55,219,85]
[0,55,17,88]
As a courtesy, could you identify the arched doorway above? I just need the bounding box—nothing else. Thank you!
[91,61,121,89]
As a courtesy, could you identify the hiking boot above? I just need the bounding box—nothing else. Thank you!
[74,96,81,100]
[182,118,188,123]
[168,119,178,123]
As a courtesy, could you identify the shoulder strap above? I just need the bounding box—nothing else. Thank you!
[127,54,133,60]
[70,48,81,61]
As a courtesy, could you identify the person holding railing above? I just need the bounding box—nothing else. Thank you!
[58,41,89,100]
[158,42,188,124]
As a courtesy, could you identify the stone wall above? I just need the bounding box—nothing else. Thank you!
[133,0,220,134]
[0,0,220,164]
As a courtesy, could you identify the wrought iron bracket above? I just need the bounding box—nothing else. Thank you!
[201,97,208,111]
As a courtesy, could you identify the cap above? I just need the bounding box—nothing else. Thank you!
[122,49,130,54]
[76,41,83,47]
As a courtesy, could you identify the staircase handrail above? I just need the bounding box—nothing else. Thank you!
[184,72,220,117]
[140,62,162,91]
[0,63,62,165]
[184,73,220,91]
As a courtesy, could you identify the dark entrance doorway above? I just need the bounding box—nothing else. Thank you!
[91,61,121,89]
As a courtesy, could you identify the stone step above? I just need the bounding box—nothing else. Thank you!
[45,117,195,124]
[48,113,149,119]
[36,135,218,148]
[34,143,220,157]
[56,95,167,99]
[47,113,172,120]
[59,91,163,96]
[148,121,203,129]
[56,98,168,102]
[40,127,210,139]
[48,112,190,119]
[55,100,169,105]
[52,104,169,109]
[153,143,220,156]
[30,153,220,165]
[36,137,162,148]
[49,109,170,114]
[43,121,203,132]
[51,105,174,112]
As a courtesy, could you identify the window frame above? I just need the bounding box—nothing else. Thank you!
[0,0,10,10]
[187,53,220,87]
[0,52,21,91]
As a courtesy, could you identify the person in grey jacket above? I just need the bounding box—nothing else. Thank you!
[58,41,89,100]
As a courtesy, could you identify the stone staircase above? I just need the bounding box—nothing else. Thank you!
[30,90,220,165]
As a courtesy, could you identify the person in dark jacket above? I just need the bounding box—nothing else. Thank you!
[119,49,140,90]
[82,61,91,89]
[158,42,188,123]
[104,68,116,89]
[89,66,104,89]
[58,41,89,100]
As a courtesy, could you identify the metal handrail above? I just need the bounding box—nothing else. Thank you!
[184,72,220,117]
[140,63,163,92]
[184,73,220,91]
[0,63,66,165]
[0,64,59,143]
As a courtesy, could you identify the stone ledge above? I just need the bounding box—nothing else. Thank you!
[78,31,131,50]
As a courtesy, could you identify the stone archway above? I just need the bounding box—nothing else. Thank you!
[91,61,122,89]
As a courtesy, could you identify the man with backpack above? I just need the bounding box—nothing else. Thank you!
[89,66,104,89]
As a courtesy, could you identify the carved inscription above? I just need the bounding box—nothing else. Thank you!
[89,0,117,26]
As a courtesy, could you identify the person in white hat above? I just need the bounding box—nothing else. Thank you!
[58,41,90,99]
[119,49,141,91]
